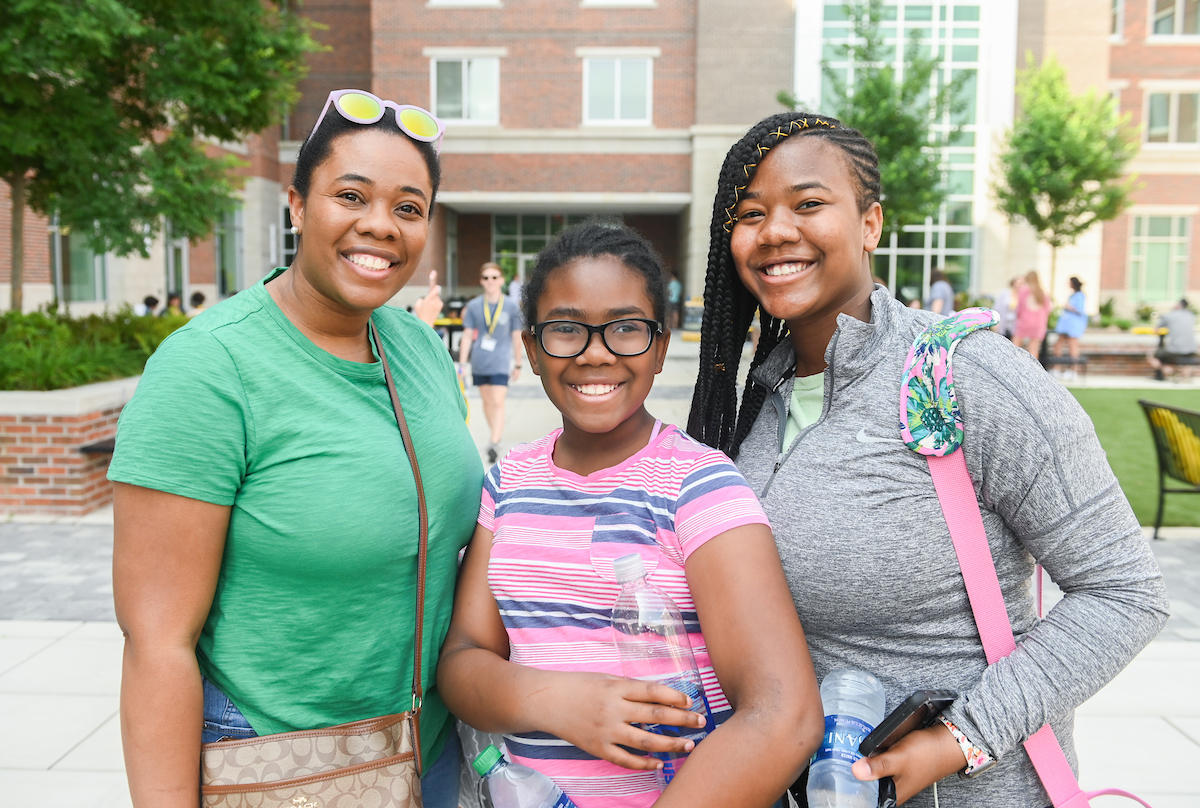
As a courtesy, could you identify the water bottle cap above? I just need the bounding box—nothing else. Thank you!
[472,745,503,776]
[612,553,647,584]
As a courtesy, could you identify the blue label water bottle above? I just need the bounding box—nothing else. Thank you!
[806,668,885,808]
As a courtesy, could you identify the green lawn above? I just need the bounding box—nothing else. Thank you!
[1071,388,1200,527]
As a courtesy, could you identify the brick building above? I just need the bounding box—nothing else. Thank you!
[1103,0,1200,312]
[279,0,794,302]
[1,0,1193,317]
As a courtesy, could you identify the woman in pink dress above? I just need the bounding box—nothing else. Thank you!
[1013,270,1050,357]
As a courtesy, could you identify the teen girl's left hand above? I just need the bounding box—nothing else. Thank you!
[850,722,966,804]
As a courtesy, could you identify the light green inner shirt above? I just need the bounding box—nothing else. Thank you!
[782,372,826,450]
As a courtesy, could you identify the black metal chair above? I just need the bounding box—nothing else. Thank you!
[1138,399,1200,539]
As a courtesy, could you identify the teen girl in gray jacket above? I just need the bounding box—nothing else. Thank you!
[687,112,1168,807]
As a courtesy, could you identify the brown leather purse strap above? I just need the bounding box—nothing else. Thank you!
[369,322,429,722]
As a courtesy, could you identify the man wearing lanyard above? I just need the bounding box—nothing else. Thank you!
[460,262,524,463]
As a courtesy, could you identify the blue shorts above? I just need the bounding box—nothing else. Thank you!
[200,676,461,808]
[473,373,509,387]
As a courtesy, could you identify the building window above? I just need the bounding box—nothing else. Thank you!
[1129,214,1191,302]
[1151,0,1199,34]
[282,207,298,268]
[50,222,106,304]
[432,58,499,123]
[1112,0,1125,35]
[492,214,591,280]
[215,207,244,298]
[823,2,981,301]
[163,220,188,300]
[1146,91,1199,143]
[583,58,652,125]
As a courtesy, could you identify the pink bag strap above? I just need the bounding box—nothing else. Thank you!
[927,452,1153,807]
[901,311,1151,807]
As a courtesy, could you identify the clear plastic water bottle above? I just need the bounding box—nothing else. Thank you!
[472,745,578,808]
[806,668,886,808]
[610,553,715,790]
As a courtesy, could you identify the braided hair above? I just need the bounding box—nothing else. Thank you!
[522,222,668,328]
[685,112,882,459]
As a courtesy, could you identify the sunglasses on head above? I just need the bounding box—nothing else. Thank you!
[312,89,445,153]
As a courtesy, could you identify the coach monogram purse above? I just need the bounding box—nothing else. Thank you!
[200,322,432,808]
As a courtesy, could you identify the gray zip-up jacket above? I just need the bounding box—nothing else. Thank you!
[736,288,1168,807]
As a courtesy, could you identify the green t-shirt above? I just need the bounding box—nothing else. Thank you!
[781,372,826,450]
[109,269,483,769]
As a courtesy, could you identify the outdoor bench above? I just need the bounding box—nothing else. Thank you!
[1138,399,1200,539]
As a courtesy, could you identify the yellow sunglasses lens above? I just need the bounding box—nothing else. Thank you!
[338,92,383,121]
[399,107,440,138]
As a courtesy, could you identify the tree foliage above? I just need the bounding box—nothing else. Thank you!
[778,0,965,238]
[0,0,319,309]
[994,54,1137,287]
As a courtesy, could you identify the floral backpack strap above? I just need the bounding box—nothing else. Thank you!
[897,308,1152,808]
[899,307,999,456]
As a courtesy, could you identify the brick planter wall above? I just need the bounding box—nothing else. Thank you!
[1082,350,1154,376]
[0,378,139,516]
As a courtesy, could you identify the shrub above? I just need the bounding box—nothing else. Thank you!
[0,308,187,391]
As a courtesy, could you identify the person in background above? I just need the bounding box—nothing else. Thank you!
[1013,270,1049,358]
[160,292,184,317]
[667,270,683,328]
[506,274,523,306]
[991,276,1022,340]
[1051,277,1087,377]
[923,268,955,316]
[188,291,207,317]
[134,295,159,317]
[460,261,523,463]
[1148,299,1198,381]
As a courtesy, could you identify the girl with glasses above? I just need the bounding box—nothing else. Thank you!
[438,222,822,808]
[110,91,475,808]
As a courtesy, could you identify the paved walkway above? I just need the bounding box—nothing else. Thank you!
[3,337,1200,806]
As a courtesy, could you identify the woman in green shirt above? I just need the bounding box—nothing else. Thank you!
[110,92,482,808]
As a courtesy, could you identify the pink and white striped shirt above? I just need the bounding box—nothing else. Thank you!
[479,423,771,807]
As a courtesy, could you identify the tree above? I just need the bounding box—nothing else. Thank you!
[0,0,319,311]
[778,0,965,240]
[994,54,1137,297]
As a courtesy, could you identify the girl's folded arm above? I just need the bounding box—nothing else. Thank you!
[653,523,824,808]
[436,523,700,770]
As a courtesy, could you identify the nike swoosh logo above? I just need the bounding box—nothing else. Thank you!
[856,428,903,444]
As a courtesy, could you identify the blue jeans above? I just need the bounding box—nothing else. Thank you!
[201,676,461,808]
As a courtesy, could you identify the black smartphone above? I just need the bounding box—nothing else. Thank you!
[859,689,958,757]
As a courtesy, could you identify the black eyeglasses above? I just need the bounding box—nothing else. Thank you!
[532,318,662,359]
